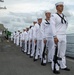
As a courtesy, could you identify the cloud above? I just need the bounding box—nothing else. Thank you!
[0,0,74,33]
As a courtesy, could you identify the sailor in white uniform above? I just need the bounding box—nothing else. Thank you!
[33,17,43,61]
[19,32,22,47]
[21,29,26,52]
[21,29,28,53]
[41,11,54,65]
[30,20,37,57]
[16,30,20,46]
[13,31,17,44]
[26,28,29,54]
[27,26,33,55]
[11,32,14,41]
[50,2,70,74]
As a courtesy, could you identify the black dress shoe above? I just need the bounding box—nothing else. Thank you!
[30,56,33,58]
[53,70,60,74]
[61,67,70,71]
[22,51,25,53]
[33,59,38,61]
[27,54,30,55]
[41,62,46,66]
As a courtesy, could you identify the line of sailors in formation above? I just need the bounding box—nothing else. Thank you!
[11,2,70,74]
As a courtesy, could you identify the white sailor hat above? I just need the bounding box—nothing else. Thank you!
[45,10,51,14]
[33,19,37,22]
[55,2,64,6]
[37,16,42,19]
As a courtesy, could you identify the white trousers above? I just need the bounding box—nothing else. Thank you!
[22,41,25,51]
[46,37,54,62]
[16,37,19,46]
[27,40,30,54]
[35,40,44,59]
[14,37,16,44]
[52,35,67,71]
[20,40,22,47]
[24,40,27,53]
[31,40,35,57]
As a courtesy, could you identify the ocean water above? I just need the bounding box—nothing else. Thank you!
[66,35,74,58]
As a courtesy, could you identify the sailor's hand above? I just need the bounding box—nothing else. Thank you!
[44,39,47,44]
[54,37,59,44]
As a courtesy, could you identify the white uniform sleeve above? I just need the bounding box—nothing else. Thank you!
[29,30,32,40]
[50,15,57,36]
[33,25,37,40]
[28,30,30,40]
[41,22,46,39]
[21,33,23,40]
[20,33,22,40]
[22,33,25,40]
[29,29,32,40]
[27,32,29,41]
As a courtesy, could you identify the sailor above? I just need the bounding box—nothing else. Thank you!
[27,27,30,55]
[27,26,33,55]
[19,32,22,48]
[11,32,14,41]
[13,31,17,44]
[41,11,54,65]
[50,2,70,74]
[33,17,43,61]
[26,28,29,54]
[16,30,20,46]
[21,29,26,52]
[22,29,28,53]
[30,20,37,58]
[30,25,33,58]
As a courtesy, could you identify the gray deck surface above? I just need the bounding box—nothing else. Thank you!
[0,40,74,75]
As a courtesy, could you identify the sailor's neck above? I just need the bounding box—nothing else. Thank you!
[57,11,62,14]
[38,23,41,25]
[45,18,50,21]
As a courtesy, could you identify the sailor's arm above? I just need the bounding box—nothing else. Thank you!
[33,25,37,44]
[50,15,59,44]
[41,21,47,44]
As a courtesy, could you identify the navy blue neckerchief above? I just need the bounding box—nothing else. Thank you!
[45,19,50,25]
[56,13,67,24]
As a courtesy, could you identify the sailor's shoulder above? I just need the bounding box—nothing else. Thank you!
[31,26,34,30]
[35,23,38,26]
[24,31,27,34]
[51,14,57,18]
[34,24,39,28]
[42,19,46,24]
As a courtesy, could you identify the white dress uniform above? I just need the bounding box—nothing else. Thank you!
[24,31,28,53]
[16,31,20,46]
[27,29,31,55]
[41,19,54,63]
[30,26,36,57]
[19,32,23,47]
[50,13,68,70]
[33,23,44,60]
[21,31,25,51]
[29,27,33,56]
[13,32,17,44]
[11,33,13,41]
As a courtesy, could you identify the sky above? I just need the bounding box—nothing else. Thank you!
[0,0,74,33]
